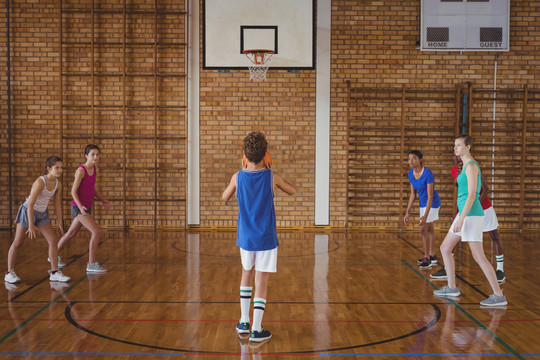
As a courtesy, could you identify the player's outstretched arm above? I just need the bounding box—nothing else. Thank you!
[273,172,295,196]
[222,173,237,201]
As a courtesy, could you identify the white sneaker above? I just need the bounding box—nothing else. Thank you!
[86,262,107,273]
[480,294,507,307]
[48,256,67,268]
[49,270,71,282]
[4,270,21,284]
[433,285,461,297]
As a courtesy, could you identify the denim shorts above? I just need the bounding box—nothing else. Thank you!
[14,202,50,229]
[71,204,92,218]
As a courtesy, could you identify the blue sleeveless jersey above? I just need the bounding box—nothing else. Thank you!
[236,169,279,251]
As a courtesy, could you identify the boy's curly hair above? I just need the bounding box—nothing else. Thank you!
[243,131,268,165]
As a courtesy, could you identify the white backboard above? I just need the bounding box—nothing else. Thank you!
[203,0,315,69]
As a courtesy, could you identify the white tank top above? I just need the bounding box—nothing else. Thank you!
[28,176,58,212]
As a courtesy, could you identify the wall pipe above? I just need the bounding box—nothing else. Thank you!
[6,0,13,235]
[491,55,498,199]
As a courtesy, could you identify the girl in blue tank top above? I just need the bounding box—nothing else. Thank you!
[433,135,506,307]
[404,150,441,269]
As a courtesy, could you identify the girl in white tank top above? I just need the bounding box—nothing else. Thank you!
[29,175,58,213]
[5,156,71,284]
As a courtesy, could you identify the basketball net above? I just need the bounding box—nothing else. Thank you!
[243,50,274,81]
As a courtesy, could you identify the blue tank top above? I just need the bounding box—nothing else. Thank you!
[236,169,279,251]
[457,160,484,216]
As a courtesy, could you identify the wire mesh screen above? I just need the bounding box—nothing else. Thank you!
[480,27,503,42]
[426,27,450,42]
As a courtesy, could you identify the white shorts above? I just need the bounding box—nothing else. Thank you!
[420,206,440,223]
[240,247,278,273]
[482,206,499,232]
[449,214,485,242]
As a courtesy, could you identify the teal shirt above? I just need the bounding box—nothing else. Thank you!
[457,160,484,216]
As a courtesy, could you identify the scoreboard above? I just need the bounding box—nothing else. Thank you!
[421,0,510,51]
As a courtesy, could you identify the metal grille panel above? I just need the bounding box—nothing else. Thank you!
[480,27,503,42]
[427,27,449,42]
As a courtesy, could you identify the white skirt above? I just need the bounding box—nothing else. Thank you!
[420,206,440,223]
[482,206,499,232]
[449,214,485,242]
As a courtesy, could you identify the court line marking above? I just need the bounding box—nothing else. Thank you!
[465,308,540,312]
[0,317,432,323]
[16,302,537,312]
[0,352,184,356]
[9,299,482,305]
[65,301,442,354]
[0,258,109,345]
[5,317,538,324]
[0,306,42,309]
[1,352,539,357]
[319,353,514,357]
[402,259,526,360]
[185,353,317,356]
[171,239,341,258]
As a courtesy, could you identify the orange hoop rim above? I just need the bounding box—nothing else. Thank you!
[242,49,275,55]
[243,49,274,66]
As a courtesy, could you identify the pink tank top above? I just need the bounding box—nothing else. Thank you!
[72,165,97,209]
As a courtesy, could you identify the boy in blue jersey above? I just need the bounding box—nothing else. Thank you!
[222,131,295,342]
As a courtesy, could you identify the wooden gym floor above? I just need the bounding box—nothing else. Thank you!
[0,229,539,359]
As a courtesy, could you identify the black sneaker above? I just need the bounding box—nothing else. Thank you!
[430,267,447,279]
[496,270,505,283]
[430,255,438,265]
[417,257,424,265]
[419,257,433,269]
[250,328,272,342]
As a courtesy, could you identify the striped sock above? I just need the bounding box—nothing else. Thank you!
[252,297,266,332]
[496,254,504,271]
[240,286,252,323]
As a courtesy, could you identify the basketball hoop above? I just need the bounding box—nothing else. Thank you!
[243,49,274,81]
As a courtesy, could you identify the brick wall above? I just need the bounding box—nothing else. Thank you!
[1,1,61,230]
[1,0,539,229]
[0,4,7,226]
[1,0,188,230]
[199,69,316,228]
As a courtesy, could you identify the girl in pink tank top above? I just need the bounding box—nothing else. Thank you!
[71,165,97,210]
[57,145,110,274]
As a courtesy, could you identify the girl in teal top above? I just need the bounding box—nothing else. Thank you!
[456,160,484,216]
[433,135,506,307]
